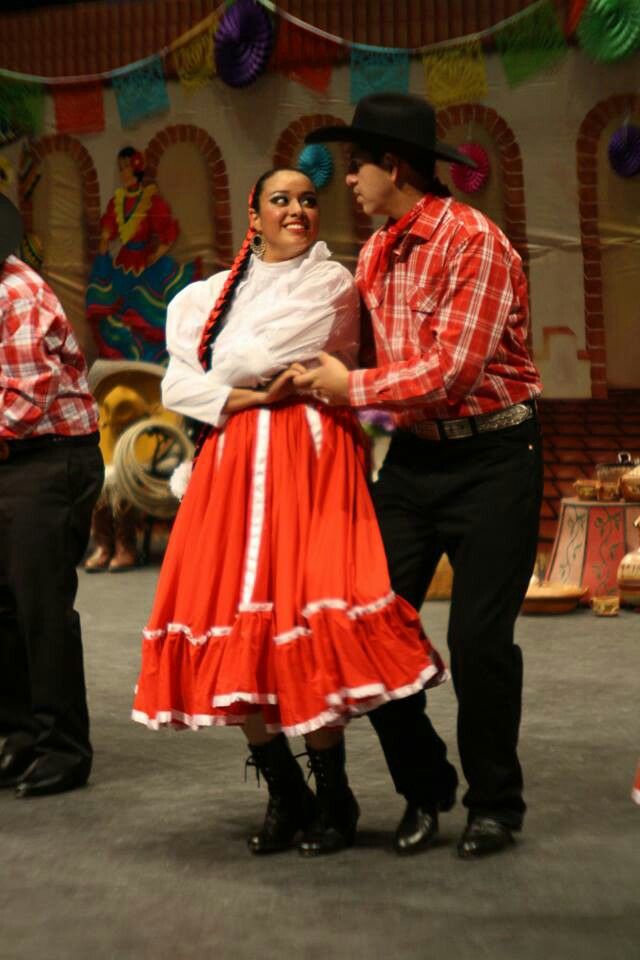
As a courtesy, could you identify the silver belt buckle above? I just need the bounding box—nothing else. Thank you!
[476,402,532,434]
[442,418,473,439]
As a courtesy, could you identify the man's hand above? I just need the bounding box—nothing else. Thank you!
[292,352,350,405]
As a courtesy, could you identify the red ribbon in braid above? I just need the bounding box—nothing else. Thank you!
[192,186,259,461]
[197,184,259,370]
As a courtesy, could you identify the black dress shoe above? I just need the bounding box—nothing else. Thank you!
[393,804,439,855]
[0,741,37,789]
[457,817,514,859]
[15,756,90,798]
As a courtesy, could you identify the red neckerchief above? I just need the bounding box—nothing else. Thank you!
[364,199,426,294]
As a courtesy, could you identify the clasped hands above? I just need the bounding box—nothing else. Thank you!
[260,352,350,406]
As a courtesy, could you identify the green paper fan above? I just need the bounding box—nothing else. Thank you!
[577,0,640,62]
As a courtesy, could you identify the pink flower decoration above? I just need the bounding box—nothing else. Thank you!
[450,142,490,193]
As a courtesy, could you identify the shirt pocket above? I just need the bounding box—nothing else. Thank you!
[406,282,440,316]
[404,282,441,353]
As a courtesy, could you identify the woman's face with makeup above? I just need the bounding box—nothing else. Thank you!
[250,170,319,263]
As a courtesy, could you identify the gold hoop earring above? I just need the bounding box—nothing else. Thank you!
[250,233,266,260]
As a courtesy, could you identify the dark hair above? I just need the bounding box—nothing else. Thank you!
[192,167,314,460]
[118,146,144,184]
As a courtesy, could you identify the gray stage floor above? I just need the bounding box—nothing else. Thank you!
[2,567,639,960]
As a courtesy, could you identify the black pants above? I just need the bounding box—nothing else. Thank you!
[368,416,543,829]
[0,442,104,769]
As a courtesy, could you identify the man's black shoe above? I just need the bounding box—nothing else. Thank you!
[457,817,515,859]
[0,740,37,788]
[15,756,90,798]
[393,804,439,855]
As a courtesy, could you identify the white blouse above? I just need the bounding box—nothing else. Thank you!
[161,241,360,427]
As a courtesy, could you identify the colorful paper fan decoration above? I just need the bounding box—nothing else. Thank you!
[215,0,274,88]
[450,142,490,193]
[297,144,334,189]
[577,0,640,62]
[608,124,640,177]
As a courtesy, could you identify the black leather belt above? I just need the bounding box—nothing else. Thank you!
[0,431,100,462]
[408,400,536,442]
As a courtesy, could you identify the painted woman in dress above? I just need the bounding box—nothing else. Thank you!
[86,146,200,364]
[132,168,446,856]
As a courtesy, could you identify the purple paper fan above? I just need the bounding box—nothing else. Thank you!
[608,124,640,177]
[215,0,274,88]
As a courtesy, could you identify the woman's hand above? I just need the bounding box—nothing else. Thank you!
[262,367,299,405]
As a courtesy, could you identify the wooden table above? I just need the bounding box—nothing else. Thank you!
[545,498,640,600]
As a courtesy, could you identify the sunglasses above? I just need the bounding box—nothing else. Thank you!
[346,155,377,175]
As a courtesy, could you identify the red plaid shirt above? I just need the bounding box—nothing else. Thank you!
[348,194,542,426]
[0,255,98,439]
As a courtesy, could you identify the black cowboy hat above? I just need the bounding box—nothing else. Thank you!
[0,193,23,262]
[305,92,477,170]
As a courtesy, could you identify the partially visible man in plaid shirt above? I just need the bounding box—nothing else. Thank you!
[0,194,103,799]
[298,93,543,860]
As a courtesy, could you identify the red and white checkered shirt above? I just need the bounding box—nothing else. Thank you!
[348,194,542,427]
[0,255,98,439]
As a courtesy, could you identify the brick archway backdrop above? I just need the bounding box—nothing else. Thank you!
[17,134,101,359]
[436,104,529,279]
[19,134,102,264]
[145,124,235,269]
[576,93,640,401]
[273,114,372,259]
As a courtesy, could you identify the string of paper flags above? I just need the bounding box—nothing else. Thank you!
[0,0,638,183]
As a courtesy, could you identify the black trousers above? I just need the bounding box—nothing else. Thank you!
[0,442,104,768]
[367,415,543,829]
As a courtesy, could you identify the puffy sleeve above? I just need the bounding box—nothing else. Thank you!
[209,261,360,387]
[161,272,233,428]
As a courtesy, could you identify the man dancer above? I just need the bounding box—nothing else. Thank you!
[296,93,543,858]
[0,194,103,797]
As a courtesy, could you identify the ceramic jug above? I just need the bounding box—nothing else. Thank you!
[617,516,640,606]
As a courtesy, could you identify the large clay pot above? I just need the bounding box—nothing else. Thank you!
[617,515,640,606]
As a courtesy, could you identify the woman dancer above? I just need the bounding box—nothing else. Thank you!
[132,168,446,856]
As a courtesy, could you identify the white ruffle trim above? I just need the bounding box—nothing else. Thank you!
[131,662,445,737]
[633,786,640,806]
[302,591,395,620]
[169,460,193,501]
[143,591,399,647]
[143,622,232,645]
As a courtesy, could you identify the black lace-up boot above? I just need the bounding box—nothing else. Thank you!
[246,734,316,855]
[299,739,360,857]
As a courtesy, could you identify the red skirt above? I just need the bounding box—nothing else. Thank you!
[132,400,446,735]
